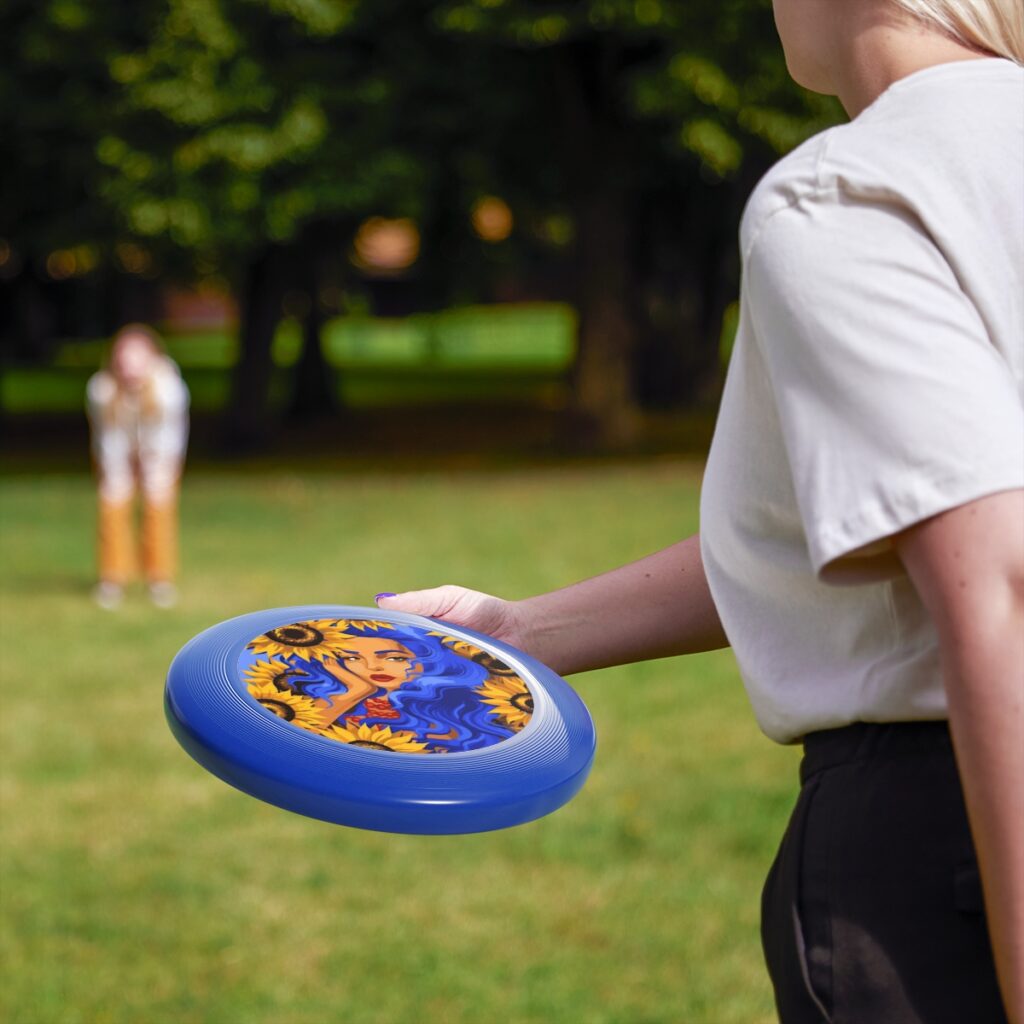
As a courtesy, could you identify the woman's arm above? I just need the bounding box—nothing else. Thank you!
[895,489,1024,1023]
[316,662,378,722]
[378,533,728,676]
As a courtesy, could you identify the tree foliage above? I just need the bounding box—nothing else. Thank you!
[3,0,844,443]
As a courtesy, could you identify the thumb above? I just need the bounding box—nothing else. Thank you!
[375,586,460,618]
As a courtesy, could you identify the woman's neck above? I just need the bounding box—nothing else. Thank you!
[832,5,994,117]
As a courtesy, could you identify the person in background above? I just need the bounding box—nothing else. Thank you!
[377,1,1023,1021]
[86,323,189,609]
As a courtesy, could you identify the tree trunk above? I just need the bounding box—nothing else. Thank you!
[287,254,337,422]
[552,42,642,449]
[630,166,751,411]
[225,245,286,452]
[571,188,640,447]
[8,266,57,364]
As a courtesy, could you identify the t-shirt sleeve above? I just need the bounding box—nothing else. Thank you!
[86,371,115,417]
[745,194,1024,583]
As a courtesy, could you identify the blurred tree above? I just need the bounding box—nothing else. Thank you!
[86,0,534,447]
[3,0,842,448]
[434,0,843,443]
[88,0,429,446]
[0,1,157,360]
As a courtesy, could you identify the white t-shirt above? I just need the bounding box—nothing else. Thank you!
[700,58,1024,744]
[87,357,190,503]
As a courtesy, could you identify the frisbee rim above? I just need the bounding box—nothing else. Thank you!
[164,605,596,834]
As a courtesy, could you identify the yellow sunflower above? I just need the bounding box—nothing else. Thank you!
[331,618,399,633]
[247,682,326,731]
[476,677,534,730]
[427,632,478,657]
[321,721,429,753]
[426,635,517,678]
[246,619,352,662]
[471,650,518,677]
[243,657,313,692]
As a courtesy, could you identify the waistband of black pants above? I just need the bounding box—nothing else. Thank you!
[800,720,953,784]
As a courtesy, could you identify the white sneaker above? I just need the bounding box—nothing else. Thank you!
[148,581,178,609]
[93,581,124,610]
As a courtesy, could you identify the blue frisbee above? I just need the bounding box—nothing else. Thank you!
[165,605,596,834]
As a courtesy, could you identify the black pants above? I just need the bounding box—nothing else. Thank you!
[761,721,1007,1024]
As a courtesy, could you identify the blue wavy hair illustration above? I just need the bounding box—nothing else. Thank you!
[276,625,514,752]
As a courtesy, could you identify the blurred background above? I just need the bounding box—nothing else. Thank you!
[1,1,842,1021]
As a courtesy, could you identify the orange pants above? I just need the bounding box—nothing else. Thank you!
[98,491,179,585]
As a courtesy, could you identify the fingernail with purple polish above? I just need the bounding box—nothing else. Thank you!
[374,592,397,604]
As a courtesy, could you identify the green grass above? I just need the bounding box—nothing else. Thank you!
[0,364,570,414]
[2,304,577,415]
[0,461,798,1024]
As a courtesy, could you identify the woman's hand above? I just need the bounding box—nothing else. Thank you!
[376,586,528,649]
[318,660,379,721]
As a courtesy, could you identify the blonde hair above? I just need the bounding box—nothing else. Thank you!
[111,322,164,356]
[106,323,169,421]
[891,0,1024,63]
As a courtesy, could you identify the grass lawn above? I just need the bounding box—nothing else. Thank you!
[1,305,577,415]
[0,460,799,1024]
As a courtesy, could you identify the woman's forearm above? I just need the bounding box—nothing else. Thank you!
[897,489,1024,1022]
[318,663,376,721]
[512,533,728,676]
[943,606,1024,1023]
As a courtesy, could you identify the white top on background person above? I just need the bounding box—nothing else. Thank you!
[377,1,1024,1017]
[700,56,1024,744]
[86,325,190,504]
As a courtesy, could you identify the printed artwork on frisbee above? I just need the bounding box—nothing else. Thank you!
[237,617,534,754]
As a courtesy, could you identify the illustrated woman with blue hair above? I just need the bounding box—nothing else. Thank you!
[278,625,520,753]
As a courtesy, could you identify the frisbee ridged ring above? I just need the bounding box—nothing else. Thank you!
[165,605,596,834]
